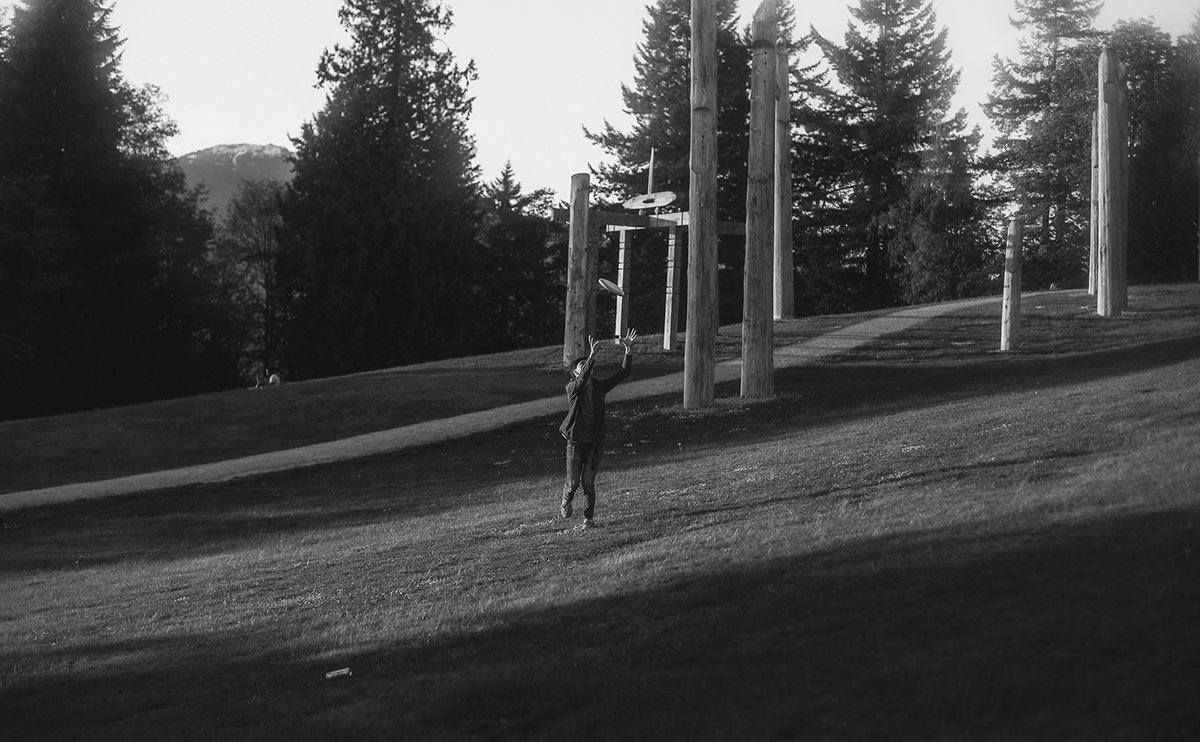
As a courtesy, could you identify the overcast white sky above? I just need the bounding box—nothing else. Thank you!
[2,0,1196,199]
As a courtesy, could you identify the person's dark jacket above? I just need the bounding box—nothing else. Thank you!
[559,354,631,442]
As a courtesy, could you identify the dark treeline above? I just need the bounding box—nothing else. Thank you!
[1,0,1197,420]
[592,0,1199,320]
[0,0,565,420]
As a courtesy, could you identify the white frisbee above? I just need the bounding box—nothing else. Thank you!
[598,278,625,297]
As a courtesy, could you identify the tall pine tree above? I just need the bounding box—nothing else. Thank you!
[984,0,1102,288]
[475,162,564,352]
[1106,19,1200,282]
[804,0,977,309]
[585,0,749,219]
[0,0,228,419]
[583,0,751,327]
[211,177,288,382]
[278,0,481,378]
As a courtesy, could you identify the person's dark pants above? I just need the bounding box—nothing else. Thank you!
[562,441,603,520]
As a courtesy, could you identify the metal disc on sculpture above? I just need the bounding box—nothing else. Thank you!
[622,191,677,211]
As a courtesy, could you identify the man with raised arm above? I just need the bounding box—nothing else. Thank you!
[558,328,637,528]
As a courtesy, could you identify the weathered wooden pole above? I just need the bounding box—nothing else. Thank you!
[631,150,649,343]
[684,0,719,409]
[1097,49,1128,318]
[773,37,795,321]
[1117,72,1129,312]
[1000,219,1024,352]
[563,173,592,366]
[615,229,631,340]
[663,226,683,350]
[648,147,656,194]
[741,0,776,398]
[1089,111,1098,296]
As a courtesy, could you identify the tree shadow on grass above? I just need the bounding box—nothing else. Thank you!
[4,503,1198,741]
[4,334,1199,572]
[604,333,1200,468]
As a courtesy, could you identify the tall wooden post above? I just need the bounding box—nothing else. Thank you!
[1115,53,1129,312]
[648,147,656,194]
[663,226,682,350]
[1097,49,1128,318]
[1089,111,1098,296]
[615,229,631,340]
[563,173,592,366]
[684,0,719,409]
[587,228,600,340]
[773,37,795,321]
[1000,219,1024,352]
[741,0,776,398]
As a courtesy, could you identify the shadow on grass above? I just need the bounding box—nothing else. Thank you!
[4,333,1199,573]
[5,503,1198,741]
[607,333,1200,465]
[4,286,1197,495]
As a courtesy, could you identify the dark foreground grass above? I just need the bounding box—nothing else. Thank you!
[2,285,1199,740]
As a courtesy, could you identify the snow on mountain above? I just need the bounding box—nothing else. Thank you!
[177,143,295,217]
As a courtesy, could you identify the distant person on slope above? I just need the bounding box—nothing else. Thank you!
[559,328,637,528]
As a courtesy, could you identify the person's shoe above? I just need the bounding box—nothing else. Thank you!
[584,518,595,528]
[560,499,573,519]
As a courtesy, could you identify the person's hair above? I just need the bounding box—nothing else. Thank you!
[569,357,588,373]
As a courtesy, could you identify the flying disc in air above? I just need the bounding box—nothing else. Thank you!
[622,191,678,211]
[598,278,625,297]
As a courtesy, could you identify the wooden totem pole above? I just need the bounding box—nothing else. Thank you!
[1096,48,1128,317]
[741,0,777,398]
[684,0,720,409]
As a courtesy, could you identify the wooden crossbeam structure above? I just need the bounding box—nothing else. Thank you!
[550,207,744,234]
[554,201,743,363]
[558,0,790,407]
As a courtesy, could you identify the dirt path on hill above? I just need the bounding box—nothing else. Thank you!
[0,296,1001,513]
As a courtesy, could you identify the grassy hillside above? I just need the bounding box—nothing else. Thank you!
[2,285,1198,740]
[0,310,889,494]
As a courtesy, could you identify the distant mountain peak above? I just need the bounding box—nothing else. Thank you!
[181,143,293,164]
[177,143,295,217]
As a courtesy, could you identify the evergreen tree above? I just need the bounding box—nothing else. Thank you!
[0,0,230,419]
[804,0,977,309]
[585,0,749,219]
[211,177,288,382]
[584,0,751,326]
[887,122,995,304]
[278,0,481,379]
[984,0,1102,288]
[1106,19,1200,282]
[475,162,565,352]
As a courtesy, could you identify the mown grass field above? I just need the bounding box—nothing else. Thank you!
[2,285,1199,741]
